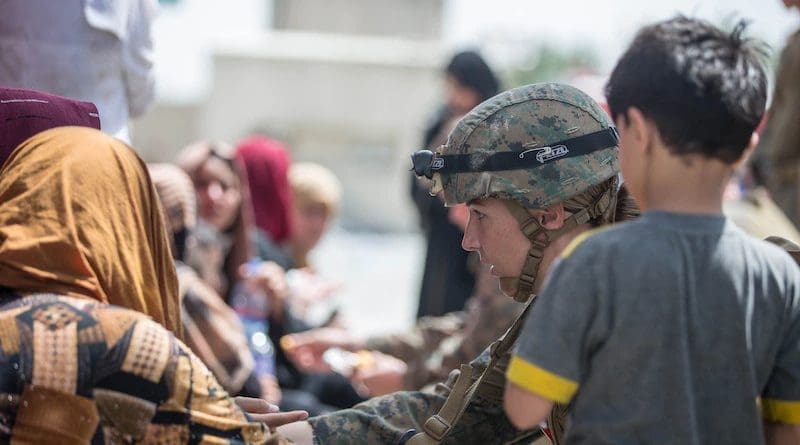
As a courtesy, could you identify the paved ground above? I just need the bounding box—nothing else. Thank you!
[308,229,425,338]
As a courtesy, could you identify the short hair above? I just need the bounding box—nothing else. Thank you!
[605,16,769,163]
[289,162,341,214]
[446,50,500,102]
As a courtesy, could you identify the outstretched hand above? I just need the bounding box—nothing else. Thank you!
[351,351,408,396]
[234,397,308,427]
[281,327,361,373]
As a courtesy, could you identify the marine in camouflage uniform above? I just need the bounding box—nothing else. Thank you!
[306,83,624,445]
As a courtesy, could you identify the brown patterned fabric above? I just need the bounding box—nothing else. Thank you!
[0,127,181,336]
[148,163,256,394]
[149,163,197,240]
[0,293,285,444]
[177,263,255,394]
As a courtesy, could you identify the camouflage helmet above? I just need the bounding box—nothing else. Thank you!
[425,82,619,208]
[412,83,621,303]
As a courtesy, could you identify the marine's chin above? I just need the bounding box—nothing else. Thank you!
[498,279,518,299]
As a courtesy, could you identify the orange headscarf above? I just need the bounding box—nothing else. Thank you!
[0,127,181,337]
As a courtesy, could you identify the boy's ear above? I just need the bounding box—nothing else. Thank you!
[732,132,759,169]
[619,107,653,155]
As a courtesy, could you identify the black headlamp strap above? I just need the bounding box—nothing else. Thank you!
[433,127,618,175]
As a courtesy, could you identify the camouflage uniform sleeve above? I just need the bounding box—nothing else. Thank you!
[374,265,525,391]
[365,311,465,383]
[420,290,525,391]
[308,346,538,445]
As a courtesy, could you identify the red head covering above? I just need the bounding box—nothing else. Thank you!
[0,87,101,167]
[234,136,293,243]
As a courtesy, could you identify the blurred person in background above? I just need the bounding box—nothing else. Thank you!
[237,136,297,271]
[0,127,305,443]
[0,0,157,143]
[149,162,284,403]
[177,140,288,404]
[236,141,342,321]
[235,138,364,416]
[760,0,800,224]
[411,50,500,319]
[283,162,344,323]
[177,140,255,299]
[286,162,342,270]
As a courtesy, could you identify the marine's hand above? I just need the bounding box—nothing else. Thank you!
[281,328,362,373]
[351,351,408,396]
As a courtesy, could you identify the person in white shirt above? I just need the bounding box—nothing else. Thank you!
[0,0,158,143]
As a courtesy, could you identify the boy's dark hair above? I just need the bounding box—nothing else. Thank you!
[605,16,769,163]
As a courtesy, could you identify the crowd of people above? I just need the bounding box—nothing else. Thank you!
[0,2,799,445]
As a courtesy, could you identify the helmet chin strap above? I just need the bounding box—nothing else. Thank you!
[500,178,619,303]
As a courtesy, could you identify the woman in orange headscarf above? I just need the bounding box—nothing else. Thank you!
[0,127,304,443]
[0,126,180,335]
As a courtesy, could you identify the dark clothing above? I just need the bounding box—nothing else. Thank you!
[411,50,500,319]
[412,177,476,319]
[412,107,476,319]
[254,228,295,271]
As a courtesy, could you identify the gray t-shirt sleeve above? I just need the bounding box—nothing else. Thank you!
[507,232,609,404]
[761,277,800,424]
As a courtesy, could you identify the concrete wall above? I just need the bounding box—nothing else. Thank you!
[132,103,202,162]
[273,0,443,40]
[133,31,444,232]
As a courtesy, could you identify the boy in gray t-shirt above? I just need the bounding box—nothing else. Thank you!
[504,17,800,444]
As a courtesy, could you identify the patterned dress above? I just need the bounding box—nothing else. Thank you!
[0,291,284,444]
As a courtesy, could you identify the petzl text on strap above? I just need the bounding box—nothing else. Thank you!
[433,127,618,175]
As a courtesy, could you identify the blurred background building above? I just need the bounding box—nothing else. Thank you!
[133,0,798,232]
[134,0,445,232]
[131,0,798,335]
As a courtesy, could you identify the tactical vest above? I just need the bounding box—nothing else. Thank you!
[402,299,568,445]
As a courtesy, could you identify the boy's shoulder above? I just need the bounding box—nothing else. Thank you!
[744,234,800,276]
[561,219,650,261]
